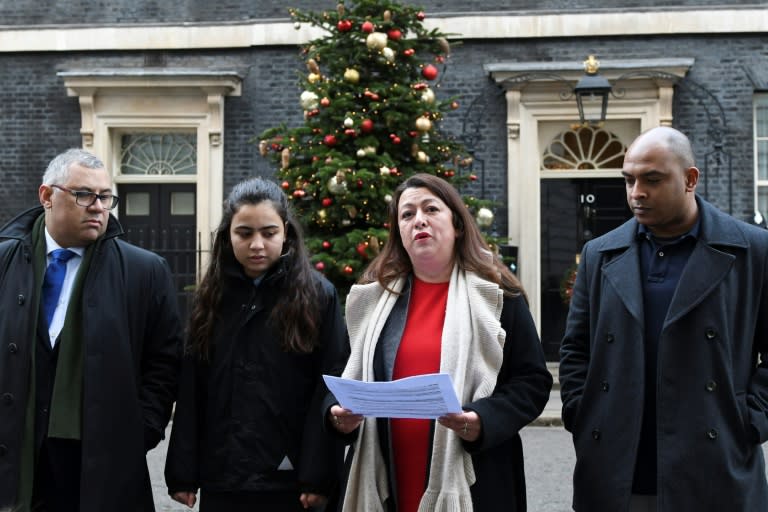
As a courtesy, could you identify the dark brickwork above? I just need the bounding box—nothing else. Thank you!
[0,0,759,25]
[0,26,765,233]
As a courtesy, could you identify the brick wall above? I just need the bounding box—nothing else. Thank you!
[0,0,752,25]
[0,33,765,231]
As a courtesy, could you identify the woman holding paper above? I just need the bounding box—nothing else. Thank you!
[165,178,348,511]
[328,173,552,512]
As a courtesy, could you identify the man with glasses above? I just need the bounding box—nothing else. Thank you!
[0,148,182,512]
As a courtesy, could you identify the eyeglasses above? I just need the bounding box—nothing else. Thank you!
[51,184,120,210]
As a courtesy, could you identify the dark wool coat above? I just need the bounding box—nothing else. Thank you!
[0,206,182,512]
[560,197,768,511]
[164,256,349,500]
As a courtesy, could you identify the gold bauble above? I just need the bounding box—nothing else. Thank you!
[343,68,360,84]
[307,73,321,83]
[415,116,432,132]
[421,88,435,103]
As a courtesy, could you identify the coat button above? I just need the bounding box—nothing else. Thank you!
[705,380,717,392]
[0,444,7,456]
[705,328,717,340]
[17,295,25,305]
[592,429,601,440]
[606,334,614,343]
[1,393,13,405]
[8,343,18,354]
[707,428,718,440]
[601,381,610,392]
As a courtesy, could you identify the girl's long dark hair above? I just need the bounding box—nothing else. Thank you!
[360,173,524,298]
[188,178,322,359]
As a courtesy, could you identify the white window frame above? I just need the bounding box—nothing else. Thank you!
[755,94,768,222]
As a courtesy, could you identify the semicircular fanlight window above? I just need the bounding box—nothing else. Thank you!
[121,133,197,175]
[542,126,626,171]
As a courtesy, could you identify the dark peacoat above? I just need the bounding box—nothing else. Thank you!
[0,206,182,512]
[560,196,768,511]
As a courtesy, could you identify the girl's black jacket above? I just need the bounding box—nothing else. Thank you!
[164,256,349,498]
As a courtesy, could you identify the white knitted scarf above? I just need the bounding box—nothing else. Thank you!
[341,265,506,512]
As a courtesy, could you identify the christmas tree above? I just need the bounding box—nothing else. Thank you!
[259,0,494,297]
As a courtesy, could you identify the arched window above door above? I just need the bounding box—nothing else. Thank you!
[121,133,197,176]
[542,126,626,171]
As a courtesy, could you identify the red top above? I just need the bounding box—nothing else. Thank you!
[391,278,449,512]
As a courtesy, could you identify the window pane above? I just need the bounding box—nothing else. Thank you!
[126,192,150,216]
[759,187,768,219]
[171,192,195,216]
[120,133,197,175]
[759,140,768,181]
[758,105,768,138]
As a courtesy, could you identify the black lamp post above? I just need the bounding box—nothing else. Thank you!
[573,55,612,127]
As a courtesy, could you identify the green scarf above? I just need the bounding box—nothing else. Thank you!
[16,214,95,509]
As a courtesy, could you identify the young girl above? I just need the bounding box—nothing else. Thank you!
[165,177,348,511]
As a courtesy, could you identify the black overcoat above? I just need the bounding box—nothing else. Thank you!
[0,206,182,511]
[165,256,348,500]
[560,197,768,511]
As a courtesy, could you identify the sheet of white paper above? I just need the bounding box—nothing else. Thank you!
[323,373,463,419]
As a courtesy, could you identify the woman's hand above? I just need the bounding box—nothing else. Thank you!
[171,491,197,508]
[438,410,482,442]
[300,492,328,509]
[329,404,364,434]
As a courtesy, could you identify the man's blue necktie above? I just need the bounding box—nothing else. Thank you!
[42,248,76,326]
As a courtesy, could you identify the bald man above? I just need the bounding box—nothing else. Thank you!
[560,127,768,511]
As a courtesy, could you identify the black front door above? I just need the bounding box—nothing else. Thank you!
[540,178,631,360]
[117,183,197,322]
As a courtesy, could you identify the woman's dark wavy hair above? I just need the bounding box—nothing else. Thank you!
[188,177,322,359]
[360,173,525,298]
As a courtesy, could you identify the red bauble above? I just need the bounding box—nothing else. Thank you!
[412,82,428,90]
[322,241,332,249]
[392,136,401,144]
[451,101,460,110]
[403,48,415,57]
[357,179,364,188]
[320,97,331,107]
[387,28,402,40]
[361,21,374,33]
[445,170,455,177]
[293,189,306,198]
[323,134,337,146]
[422,64,439,81]
[409,131,419,137]
[344,128,356,136]
[435,55,445,63]
[322,197,333,207]
[389,167,399,175]
[337,19,352,32]
[416,11,426,20]
[356,243,368,258]
[281,181,290,190]
[469,174,478,181]
[315,261,326,271]
[343,265,354,274]
[360,119,374,133]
